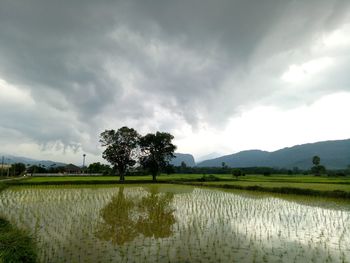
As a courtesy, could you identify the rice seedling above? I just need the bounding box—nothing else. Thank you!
[0,185,349,262]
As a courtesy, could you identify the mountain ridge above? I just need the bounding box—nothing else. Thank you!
[197,139,350,169]
[2,138,349,169]
[0,154,66,167]
[170,153,196,167]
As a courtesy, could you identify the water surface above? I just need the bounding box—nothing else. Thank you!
[0,185,349,262]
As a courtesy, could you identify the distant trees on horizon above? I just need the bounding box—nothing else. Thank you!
[311,155,326,176]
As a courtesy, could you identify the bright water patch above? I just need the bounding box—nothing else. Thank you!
[0,185,349,262]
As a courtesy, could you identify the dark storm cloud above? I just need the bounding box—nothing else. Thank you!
[1,0,350,154]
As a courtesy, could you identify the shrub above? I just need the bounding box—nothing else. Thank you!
[198,174,220,182]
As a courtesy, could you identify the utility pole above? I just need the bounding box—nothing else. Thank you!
[82,154,86,174]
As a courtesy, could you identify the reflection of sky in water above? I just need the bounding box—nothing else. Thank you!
[174,189,350,258]
[0,185,349,263]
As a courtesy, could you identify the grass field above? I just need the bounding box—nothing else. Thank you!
[192,180,350,192]
[20,173,350,183]
[7,174,350,198]
[17,174,209,183]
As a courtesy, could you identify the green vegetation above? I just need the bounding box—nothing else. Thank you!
[0,181,37,263]
[186,174,350,198]
[0,163,26,177]
[87,162,111,175]
[100,127,176,182]
[8,174,350,199]
[100,127,140,181]
[0,217,37,263]
[139,132,176,181]
[187,181,350,199]
[0,183,7,191]
[311,155,327,176]
[1,185,349,262]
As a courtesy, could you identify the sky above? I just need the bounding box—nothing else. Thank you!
[1,0,350,165]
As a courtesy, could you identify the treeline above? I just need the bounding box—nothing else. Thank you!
[172,165,350,176]
[0,163,26,176]
[86,163,350,176]
[3,162,350,177]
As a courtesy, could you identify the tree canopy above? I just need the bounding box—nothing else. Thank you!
[100,127,176,181]
[100,127,140,181]
[139,132,176,181]
[312,156,320,166]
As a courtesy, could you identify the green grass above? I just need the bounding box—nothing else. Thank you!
[0,183,7,192]
[0,217,37,263]
[232,174,350,184]
[20,174,350,184]
[9,174,350,198]
[189,180,350,192]
[17,173,240,183]
[16,174,208,184]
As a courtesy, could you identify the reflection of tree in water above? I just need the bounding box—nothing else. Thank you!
[96,187,138,245]
[137,188,175,238]
[96,187,175,245]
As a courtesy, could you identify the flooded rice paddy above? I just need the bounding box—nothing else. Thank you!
[0,185,350,262]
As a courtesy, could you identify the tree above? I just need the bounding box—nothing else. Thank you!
[100,127,140,181]
[139,132,176,182]
[9,163,26,176]
[311,155,326,176]
[27,165,47,174]
[87,162,111,175]
[312,156,320,166]
[232,169,243,180]
[221,162,228,170]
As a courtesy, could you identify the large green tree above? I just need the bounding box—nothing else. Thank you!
[100,127,140,181]
[139,132,176,182]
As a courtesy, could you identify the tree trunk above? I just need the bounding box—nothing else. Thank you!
[120,173,125,182]
[152,173,157,182]
[119,168,125,182]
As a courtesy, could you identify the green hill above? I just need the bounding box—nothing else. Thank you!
[198,139,350,169]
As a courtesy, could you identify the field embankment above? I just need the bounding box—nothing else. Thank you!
[179,174,350,199]
[8,174,350,199]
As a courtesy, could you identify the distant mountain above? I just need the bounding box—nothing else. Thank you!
[170,153,196,167]
[197,139,350,169]
[0,155,66,167]
[197,152,221,163]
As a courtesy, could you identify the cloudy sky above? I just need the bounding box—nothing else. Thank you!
[1,0,350,164]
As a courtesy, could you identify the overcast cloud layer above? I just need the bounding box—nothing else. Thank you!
[1,0,350,164]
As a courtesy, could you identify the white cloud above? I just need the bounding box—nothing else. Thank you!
[179,92,350,159]
[0,78,34,105]
[281,57,333,83]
